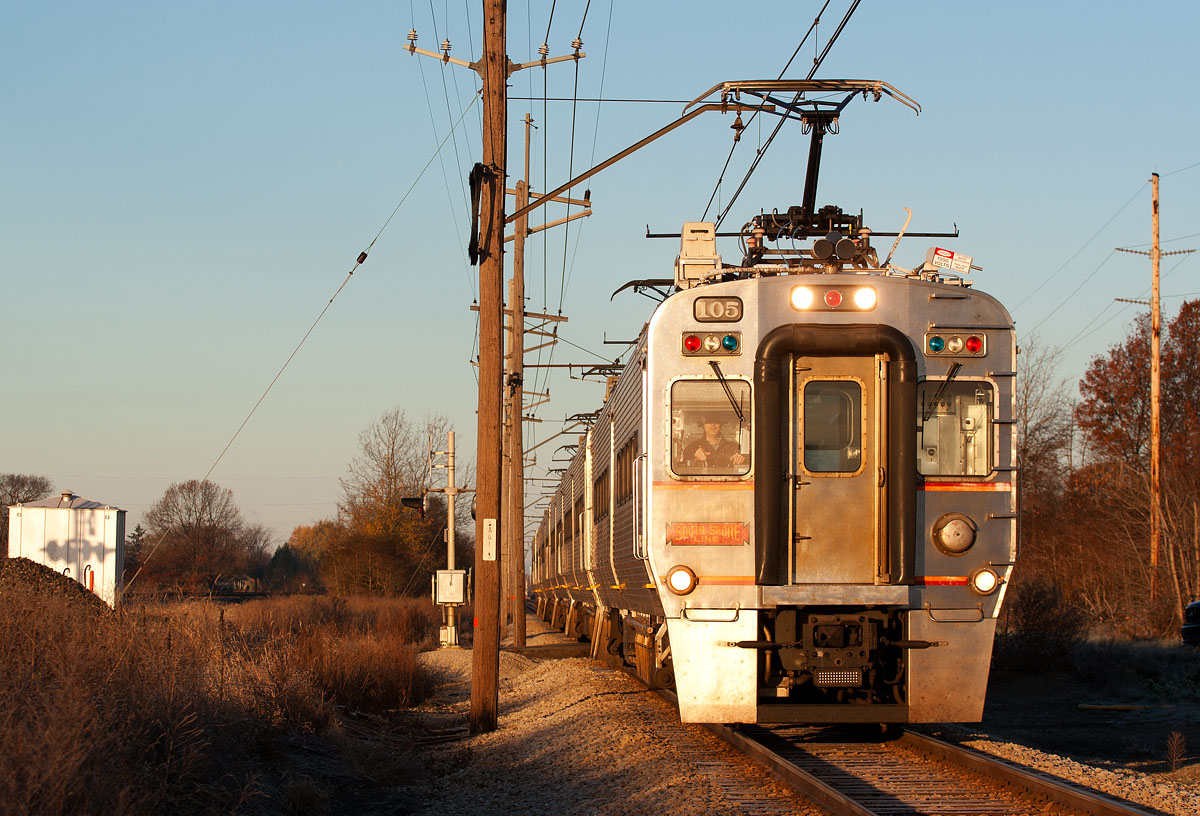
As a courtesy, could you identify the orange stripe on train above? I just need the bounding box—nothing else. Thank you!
[920,482,1012,492]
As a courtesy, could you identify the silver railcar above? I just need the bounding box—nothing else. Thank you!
[532,218,1015,725]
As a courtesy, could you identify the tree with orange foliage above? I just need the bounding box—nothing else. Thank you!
[316,409,466,595]
[1072,301,1200,632]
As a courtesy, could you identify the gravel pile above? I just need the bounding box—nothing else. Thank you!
[0,556,109,614]
[405,616,1200,816]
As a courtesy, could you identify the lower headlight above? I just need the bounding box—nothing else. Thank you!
[666,565,698,596]
[969,567,1000,595]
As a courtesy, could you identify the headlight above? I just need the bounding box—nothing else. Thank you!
[790,286,814,310]
[666,565,698,596]
[932,513,977,555]
[969,567,1000,595]
[853,287,877,309]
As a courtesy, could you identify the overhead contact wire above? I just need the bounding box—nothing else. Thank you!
[714,0,859,229]
[205,94,479,485]
[414,5,476,296]
[701,0,831,221]
[128,51,482,594]
[1013,182,1147,311]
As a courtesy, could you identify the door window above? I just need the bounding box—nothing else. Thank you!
[802,381,862,473]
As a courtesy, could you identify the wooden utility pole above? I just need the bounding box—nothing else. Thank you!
[1116,173,1194,603]
[507,113,533,648]
[471,0,506,735]
[404,4,584,735]
[1150,172,1161,602]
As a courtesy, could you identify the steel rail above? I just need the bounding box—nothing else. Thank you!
[899,730,1159,816]
[702,721,875,816]
[693,712,1159,816]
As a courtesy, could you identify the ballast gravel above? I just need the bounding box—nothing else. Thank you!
[409,632,824,815]
[933,725,1200,816]
[408,619,1200,816]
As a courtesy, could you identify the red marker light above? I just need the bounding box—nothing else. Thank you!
[965,335,983,354]
[683,334,703,352]
[824,290,843,307]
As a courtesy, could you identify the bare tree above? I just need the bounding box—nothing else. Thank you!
[1,473,54,545]
[335,409,451,595]
[142,480,249,592]
[1016,334,1074,508]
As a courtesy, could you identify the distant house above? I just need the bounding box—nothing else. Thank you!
[7,491,126,606]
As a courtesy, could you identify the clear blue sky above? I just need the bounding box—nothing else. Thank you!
[5,1,1198,544]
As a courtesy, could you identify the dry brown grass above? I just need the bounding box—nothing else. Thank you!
[0,581,440,816]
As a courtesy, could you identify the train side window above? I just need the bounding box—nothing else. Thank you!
[670,379,751,476]
[917,381,994,476]
[802,381,862,473]
[594,468,610,521]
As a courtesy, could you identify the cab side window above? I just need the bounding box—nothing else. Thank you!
[917,381,994,476]
[670,379,751,476]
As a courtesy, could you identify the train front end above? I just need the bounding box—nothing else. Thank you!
[644,245,1015,724]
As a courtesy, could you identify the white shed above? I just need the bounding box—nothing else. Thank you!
[7,491,126,606]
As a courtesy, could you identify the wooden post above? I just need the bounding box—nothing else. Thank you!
[1147,174,1156,600]
[1150,172,1161,602]
[1117,176,1194,604]
[470,0,506,735]
[509,113,532,647]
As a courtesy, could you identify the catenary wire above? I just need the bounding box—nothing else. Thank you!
[535,0,603,428]
[413,1,477,297]
[526,0,613,473]
[1164,159,1200,177]
[1025,250,1117,335]
[429,0,473,221]
[700,0,831,221]
[1060,253,1196,352]
[125,95,479,592]
[543,0,557,47]
[714,0,860,229]
[561,0,615,297]
[1013,182,1146,311]
[556,26,586,313]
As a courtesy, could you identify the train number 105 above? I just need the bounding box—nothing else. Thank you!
[694,296,743,323]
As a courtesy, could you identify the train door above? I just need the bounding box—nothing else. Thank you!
[790,355,883,584]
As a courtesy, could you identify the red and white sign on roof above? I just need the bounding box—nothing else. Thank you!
[927,246,973,275]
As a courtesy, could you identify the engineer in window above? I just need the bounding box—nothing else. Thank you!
[681,412,747,468]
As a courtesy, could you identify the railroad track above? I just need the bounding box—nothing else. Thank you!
[608,667,1158,815]
[704,720,1160,816]
[572,629,1166,815]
